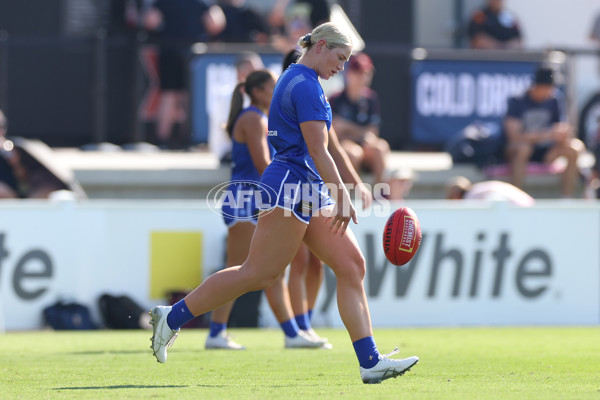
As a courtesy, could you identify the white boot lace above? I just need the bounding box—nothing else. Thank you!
[378,347,399,360]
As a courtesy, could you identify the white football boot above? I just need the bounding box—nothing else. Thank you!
[359,348,419,384]
[284,329,328,348]
[205,331,246,350]
[149,306,179,363]
[303,328,333,349]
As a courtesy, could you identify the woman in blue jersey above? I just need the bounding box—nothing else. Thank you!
[149,22,419,384]
[281,48,372,345]
[205,69,327,350]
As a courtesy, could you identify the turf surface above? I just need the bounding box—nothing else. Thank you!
[1,327,599,399]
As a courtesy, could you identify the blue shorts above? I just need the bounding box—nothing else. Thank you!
[258,161,335,224]
[221,181,261,227]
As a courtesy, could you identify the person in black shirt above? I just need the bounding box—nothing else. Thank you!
[504,67,584,197]
[467,0,522,49]
[217,0,269,43]
[144,0,225,147]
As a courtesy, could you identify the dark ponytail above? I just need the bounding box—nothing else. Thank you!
[226,82,246,137]
[225,69,275,137]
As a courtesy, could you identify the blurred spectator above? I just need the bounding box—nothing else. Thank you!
[269,0,330,29]
[0,110,86,199]
[584,116,600,199]
[503,67,585,198]
[144,0,225,148]
[269,0,330,54]
[467,0,522,49]
[330,53,391,189]
[591,143,600,199]
[446,176,535,206]
[235,51,265,82]
[385,167,415,202]
[216,0,270,43]
[108,0,152,33]
[270,2,312,54]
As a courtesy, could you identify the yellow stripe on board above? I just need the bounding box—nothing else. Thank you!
[150,231,203,300]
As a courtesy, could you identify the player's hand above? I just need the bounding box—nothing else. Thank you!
[327,188,357,236]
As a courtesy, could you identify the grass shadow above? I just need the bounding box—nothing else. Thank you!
[65,350,149,355]
[197,384,232,388]
[65,349,203,356]
[54,385,188,390]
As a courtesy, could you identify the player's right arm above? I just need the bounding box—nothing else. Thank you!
[327,126,372,209]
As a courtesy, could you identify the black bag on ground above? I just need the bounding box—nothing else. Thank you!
[98,294,146,329]
[167,291,207,328]
[43,301,98,330]
[445,121,506,168]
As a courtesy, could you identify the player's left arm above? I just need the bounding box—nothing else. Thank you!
[327,126,372,209]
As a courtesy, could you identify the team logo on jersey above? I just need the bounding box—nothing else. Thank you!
[267,130,278,136]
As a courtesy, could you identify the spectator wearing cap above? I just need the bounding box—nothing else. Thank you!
[504,67,585,197]
[467,0,522,49]
[329,52,393,191]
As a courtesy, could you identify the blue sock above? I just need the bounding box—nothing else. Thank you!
[209,321,227,338]
[166,299,194,331]
[295,313,311,331]
[308,309,313,321]
[353,336,380,369]
[280,318,299,338]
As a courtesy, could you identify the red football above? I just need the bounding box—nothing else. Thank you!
[382,207,422,266]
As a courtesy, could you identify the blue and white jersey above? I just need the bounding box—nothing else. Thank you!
[267,63,332,182]
[259,63,335,224]
[222,106,274,227]
[230,105,273,182]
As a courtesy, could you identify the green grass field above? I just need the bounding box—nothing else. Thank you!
[1,327,599,399]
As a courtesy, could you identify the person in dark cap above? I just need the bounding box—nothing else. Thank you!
[503,66,585,197]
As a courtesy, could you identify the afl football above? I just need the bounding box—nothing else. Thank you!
[383,207,422,266]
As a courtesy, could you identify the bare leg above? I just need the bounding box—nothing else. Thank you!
[303,214,372,342]
[209,222,255,324]
[545,138,584,197]
[341,140,364,171]
[156,90,184,143]
[288,243,310,316]
[305,251,324,312]
[508,143,533,189]
[184,208,307,316]
[264,271,296,323]
[362,136,389,184]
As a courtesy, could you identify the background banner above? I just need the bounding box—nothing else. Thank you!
[0,200,597,330]
[410,59,539,146]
